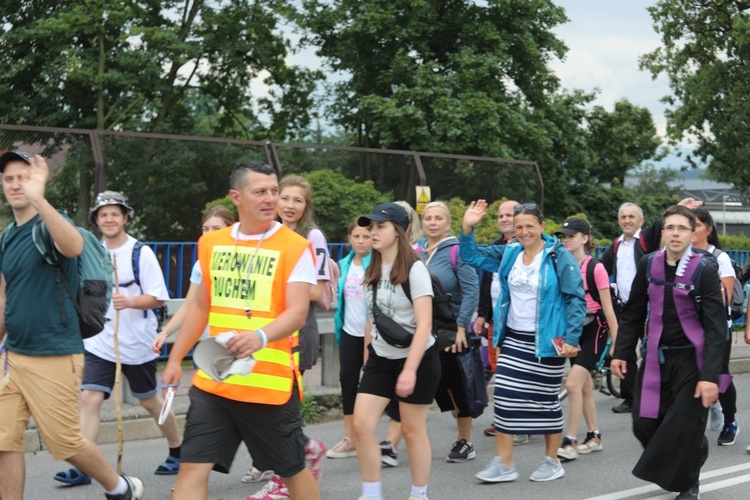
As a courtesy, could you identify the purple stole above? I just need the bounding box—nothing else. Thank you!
[641,250,732,419]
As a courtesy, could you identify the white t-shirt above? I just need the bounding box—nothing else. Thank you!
[85,235,170,364]
[190,260,202,285]
[342,262,367,337]
[707,244,735,325]
[367,260,435,359]
[506,251,542,331]
[307,228,330,282]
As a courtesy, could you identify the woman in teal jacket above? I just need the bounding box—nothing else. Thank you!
[460,200,585,485]
[327,220,372,459]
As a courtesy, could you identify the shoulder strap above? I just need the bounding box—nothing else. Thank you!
[612,238,620,254]
[33,220,77,328]
[586,257,601,305]
[119,241,142,288]
[401,259,417,303]
[450,243,458,273]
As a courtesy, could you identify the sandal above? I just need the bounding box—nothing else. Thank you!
[53,467,92,486]
[241,466,274,483]
[154,455,181,475]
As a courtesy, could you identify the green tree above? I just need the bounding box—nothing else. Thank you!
[305,170,390,242]
[640,0,750,189]
[0,0,321,225]
[586,100,662,185]
[299,0,597,217]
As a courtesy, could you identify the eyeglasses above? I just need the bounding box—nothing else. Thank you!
[514,203,539,213]
[0,347,9,393]
[664,225,693,233]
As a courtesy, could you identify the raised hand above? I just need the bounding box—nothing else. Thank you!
[20,155,49,203]
[462,199,488,235]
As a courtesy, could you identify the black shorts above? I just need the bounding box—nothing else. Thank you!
[571,314,608,372]
[181,385,307,477]
[358,344,440,405]
[81,351,157,400]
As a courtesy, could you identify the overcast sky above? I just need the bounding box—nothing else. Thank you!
[551,0,688,168]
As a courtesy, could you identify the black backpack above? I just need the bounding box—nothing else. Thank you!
[402,259,459,350]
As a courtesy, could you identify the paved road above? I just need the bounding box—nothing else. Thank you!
[18,372,750,499]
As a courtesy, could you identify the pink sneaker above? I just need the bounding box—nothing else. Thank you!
[246,474,289,500]
[305,438,327,482]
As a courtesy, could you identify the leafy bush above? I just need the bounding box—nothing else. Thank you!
[305,170,390,242]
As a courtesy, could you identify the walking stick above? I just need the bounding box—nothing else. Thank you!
[112,254,124,475]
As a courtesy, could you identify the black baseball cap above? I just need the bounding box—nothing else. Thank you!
[358,202,410,232]
[555,217,591,236]
[0,151,33,172]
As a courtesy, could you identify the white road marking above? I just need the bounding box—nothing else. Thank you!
[584,463,750,499]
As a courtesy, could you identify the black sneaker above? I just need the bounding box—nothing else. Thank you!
[446,439,476,463]
[675,482,699,500]
[105,475,144,500]
[379,440,398,467]
[718,421,740,446]
[611,401,633,413]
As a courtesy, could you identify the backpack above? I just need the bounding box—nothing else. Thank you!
[402,259,459,350]
[710,248,744,321]
[1,219,114,339]
[645,248,719,315]
[315,258,340,311]
[118,241,169,329]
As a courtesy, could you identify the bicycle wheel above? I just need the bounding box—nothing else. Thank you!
[606,370,621,399]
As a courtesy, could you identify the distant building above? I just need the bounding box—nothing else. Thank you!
[626,169,749,237]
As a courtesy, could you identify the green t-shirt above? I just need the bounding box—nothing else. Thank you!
[1,214,83,355]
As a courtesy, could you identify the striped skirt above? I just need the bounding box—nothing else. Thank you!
[493,329,565,434]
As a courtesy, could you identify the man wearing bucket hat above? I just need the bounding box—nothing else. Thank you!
[0,152,144,499]
[54,190,181,486]
[161,160,321,500]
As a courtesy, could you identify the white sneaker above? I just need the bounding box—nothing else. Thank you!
[475,457,519,483]
[709,401,723,432]
[246,475,289,499]
[241,466,274,483]
[529,456,564,482]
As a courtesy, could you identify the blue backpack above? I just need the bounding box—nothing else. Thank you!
[2,218,113,339]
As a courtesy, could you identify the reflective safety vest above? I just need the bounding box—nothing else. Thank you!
[193,223,312,404]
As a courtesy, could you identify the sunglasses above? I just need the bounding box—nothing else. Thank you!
[514,203,539,213]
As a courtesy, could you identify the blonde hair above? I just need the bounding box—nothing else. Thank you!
[422,201,451,221]
[394,200,423,246]
[278,175,318,237]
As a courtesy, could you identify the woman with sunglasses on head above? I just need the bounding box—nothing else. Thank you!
[353,202,440,500]
[554,218,618,462]
[691,207,740,446]
[460,201,585,484]
[326,220,373,459]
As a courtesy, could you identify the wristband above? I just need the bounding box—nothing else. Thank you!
[255,329,268,349]
[158,330,168,337]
